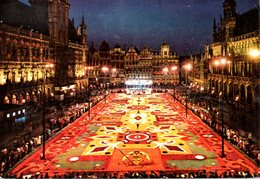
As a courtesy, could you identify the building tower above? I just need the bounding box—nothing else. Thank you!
[30,0,70,44]
[161,42,170,58]
[223,0,236,20]
[222,0,236,41]
[213,18,218,43]
[80,16,87,45]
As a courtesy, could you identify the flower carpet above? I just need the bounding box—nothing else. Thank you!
[10,93,259,176]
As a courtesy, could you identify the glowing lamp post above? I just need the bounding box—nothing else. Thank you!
[111,68,117,73]
[111,68,117,88]
[85,66,93,121]
[171,66,178,101]
[162,67,169,91]
[213,57,229,158]
[249,48,260,148]
[183,63,192,119]
[101,66,109,103]
[42,63,54,160]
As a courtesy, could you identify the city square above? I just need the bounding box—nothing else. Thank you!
[0,0,259,178]
[9,93,259,177]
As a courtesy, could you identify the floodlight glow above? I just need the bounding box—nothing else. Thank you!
[171,66,177,71]
[125,79,153,85]
[249,49,260,58]
[101,66,109,72]
[214,60,220,66]
[111,68,117,73]
[220,58,227,65]
[184,63,192,71]
[162,67,169,73]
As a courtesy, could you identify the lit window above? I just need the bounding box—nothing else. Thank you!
[22,109,25,113]
[7,114,10,118]
[13,112,16,116]
[18,111,21,114]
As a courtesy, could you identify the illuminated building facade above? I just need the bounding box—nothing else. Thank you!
[0,0,88,104]
[124,42,179,88]
[86,42,179,89]
[208,0,259,109]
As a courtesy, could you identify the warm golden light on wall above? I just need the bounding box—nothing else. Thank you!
[249,48,260,58]
[162,67,169,73]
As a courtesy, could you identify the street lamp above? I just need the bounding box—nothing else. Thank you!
[171,65,178,101]
[248,48,260,148]
[213,57,228,158]
[183,63,192,119]
[85,66,93,121]
[111,68,117,89]
[162,67,169,91]
[41,63,54,160]
[101,66,109,103]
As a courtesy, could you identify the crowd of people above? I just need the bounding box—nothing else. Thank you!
[0,92,109,177]
[0,134,44,175]
[4,170,259,178]
[0,86,259,178]
[168,87,260,165]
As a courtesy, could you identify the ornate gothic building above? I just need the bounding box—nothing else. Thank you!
[208,0,259,109]
[0,0,88,104]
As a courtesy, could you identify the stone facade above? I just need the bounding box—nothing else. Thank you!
[0,0,88,104]
[209,0,259,109]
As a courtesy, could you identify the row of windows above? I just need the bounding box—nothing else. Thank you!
[2,70,53,84]
[0,45,51,60]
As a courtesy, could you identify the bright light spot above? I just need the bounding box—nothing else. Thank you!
[184,63,192,71]
[102,66,109,73]
[214,60,220,66]
[125,79,153,85]
[162,67,169,73]
[112,68,117,73]
[220,58,227,65]
[171,66,177,71]
[195,155,205,160]
[249,49,260,58]
[69,157,79,162]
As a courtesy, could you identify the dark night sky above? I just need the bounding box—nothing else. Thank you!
[20,0,258,55]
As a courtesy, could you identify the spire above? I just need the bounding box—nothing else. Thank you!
[213,18,217,32]
[80,14,87,45]
[217,22,220,32]
[81,15,86,26]
[72,18,75,27]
